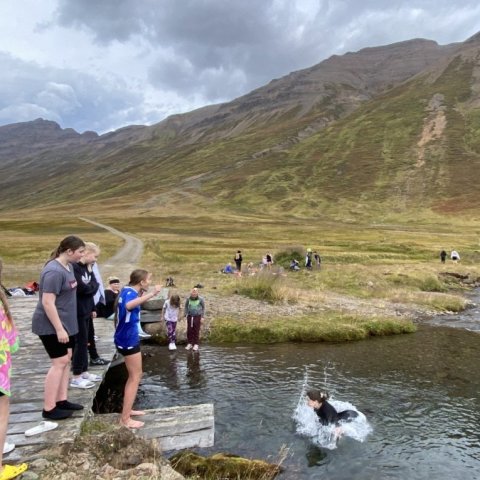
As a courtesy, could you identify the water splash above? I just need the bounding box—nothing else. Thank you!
[293,369,372,450]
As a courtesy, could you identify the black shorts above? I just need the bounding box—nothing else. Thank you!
[116,344,141,356]
[39,334,75,359]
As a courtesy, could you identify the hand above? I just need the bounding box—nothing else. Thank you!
[91,311,97,319]
[153,285,162,295]
[56,327,69,344]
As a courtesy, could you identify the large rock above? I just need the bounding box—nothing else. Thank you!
[142,288,169,311]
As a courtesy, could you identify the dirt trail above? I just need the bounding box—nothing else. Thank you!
[79,217,144,280]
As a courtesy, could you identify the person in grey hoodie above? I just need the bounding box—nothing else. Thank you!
[184,288,205,352]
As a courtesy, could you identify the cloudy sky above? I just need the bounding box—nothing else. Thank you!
[0,0,478,134]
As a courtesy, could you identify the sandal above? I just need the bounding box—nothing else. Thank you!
[0,463,28,480]
[25,421,58,437]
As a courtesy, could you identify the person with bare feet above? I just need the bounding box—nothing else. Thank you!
[114,269,162,429]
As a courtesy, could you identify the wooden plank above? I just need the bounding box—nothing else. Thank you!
[98,404,215,451]
[6,297,116,461]
[6,296,215,461]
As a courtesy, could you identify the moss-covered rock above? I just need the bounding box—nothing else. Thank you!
[170,450,282,479]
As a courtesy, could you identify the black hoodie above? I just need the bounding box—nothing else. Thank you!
[73,262,99,318]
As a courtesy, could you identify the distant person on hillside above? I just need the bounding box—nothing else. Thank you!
[71,242,101,389]
[234,250,243,272]
[32,235,86,420]
[162,293,181,351]
[440,250,447,264]
[0,258,29,478]
[305,248,313,270]
[290,259,300,271]
[451,250,460,263]
[313,251,321,269]
[266,253,273,269]
[114,269,162,429]
[222,263,234,274]
[184,287,205,352]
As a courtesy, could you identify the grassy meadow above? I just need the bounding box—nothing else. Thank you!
[1,209,479,343]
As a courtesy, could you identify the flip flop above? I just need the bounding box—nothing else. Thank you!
[0,463,28,480]
[2,442,15,455]
[25,421,58,437]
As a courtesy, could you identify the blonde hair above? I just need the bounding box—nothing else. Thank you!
[84,242,100,254]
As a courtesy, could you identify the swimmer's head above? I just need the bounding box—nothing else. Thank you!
[306,389,329,408]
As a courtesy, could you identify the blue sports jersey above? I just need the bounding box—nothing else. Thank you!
[114,286,141,349]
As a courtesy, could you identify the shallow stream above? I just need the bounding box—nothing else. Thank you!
[137,293,480,479]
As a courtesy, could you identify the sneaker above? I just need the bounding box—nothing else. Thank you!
[3,442,15,454]
[70,378,95,389]
[56,400,84,411]
[168,343,177,351]
[90,357,109,366]
[193,344,199,351]
[185,344,193,350]
[42,407,73,420]
[81,372,102,382]
[139,331,152,339]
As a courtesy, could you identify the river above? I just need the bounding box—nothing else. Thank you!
[137,299,480,479]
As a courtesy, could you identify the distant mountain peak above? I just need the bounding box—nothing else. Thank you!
[465,31,480,44]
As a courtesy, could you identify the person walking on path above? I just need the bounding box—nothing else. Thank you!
[234,250,243,272]
[0,259,28,479]
[71,242,101,389]
[114,269,162,429]
[313,251,321,269]
[184,288,205,352]
[161,293,181,350]
[440,250,447,264]
[451,250,460,262]
[32,236,86,421]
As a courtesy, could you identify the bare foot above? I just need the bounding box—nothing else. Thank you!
[130,410,146,416]
[120,417,145,429]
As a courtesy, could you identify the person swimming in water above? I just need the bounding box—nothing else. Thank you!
[306,389,359,433]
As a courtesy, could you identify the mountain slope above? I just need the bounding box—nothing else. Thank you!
[0,35,479,221]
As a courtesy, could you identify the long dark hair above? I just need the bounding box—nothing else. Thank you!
[0,258,12,324]
[48,235,85,261]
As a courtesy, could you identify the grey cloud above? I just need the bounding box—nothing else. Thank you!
[52,0,480,104]
[0,52,144,133]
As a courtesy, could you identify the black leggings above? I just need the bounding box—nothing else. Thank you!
[72,315,89,375]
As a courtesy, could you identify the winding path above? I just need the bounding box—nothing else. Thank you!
[79,217,144,279]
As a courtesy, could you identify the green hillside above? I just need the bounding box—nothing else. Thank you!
[1,37,480,223]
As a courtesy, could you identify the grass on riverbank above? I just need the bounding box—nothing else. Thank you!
[208,312,416,343]
[1,212,479,339]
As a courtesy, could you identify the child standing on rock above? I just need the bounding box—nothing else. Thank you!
[184,288,205,352]
[161,293,181,350]
[114,269,162,429]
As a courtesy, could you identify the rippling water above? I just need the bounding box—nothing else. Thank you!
[138,321,480,479]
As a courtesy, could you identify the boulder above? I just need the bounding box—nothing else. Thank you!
[143,288,169,311]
